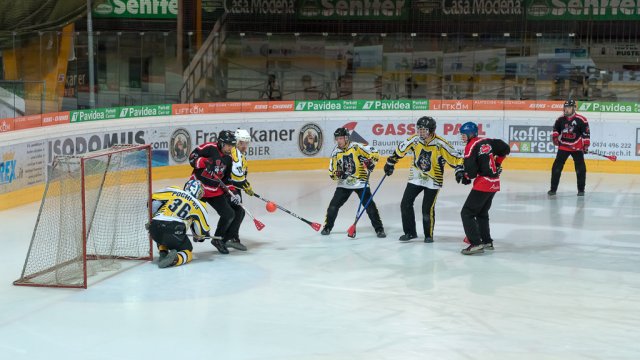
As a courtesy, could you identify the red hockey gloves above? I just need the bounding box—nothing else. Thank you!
[361,158,375,172]
[552,136,559,146]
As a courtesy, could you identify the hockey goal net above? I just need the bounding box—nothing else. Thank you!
[14,144,153,289]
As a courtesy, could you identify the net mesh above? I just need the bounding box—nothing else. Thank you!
[14,145,151,288]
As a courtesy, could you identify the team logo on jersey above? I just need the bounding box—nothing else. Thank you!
[298,123,323,156]
[479,144,492,155]
[415,150,432,172]
[170,128,191,163]
[339,154,356,177]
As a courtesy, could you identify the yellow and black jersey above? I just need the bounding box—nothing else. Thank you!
[329,141,380,189]
[230,146,249,189]
[392,134,463,189]
[151,186,212,238]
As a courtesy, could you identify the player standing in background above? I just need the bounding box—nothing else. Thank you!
[322,127,386,238]
[384,116,464,243]
[226,128,253,251]
[457,122,510,255]
[148,179,212,268]
[189,130,244,255]
[548,99,591,196]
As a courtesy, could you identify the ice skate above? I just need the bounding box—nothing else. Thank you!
[158,250,178,268]
[399,234,417,241]
[461,244,484,255]
[227,238,247,251]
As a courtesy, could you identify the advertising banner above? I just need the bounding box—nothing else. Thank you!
[41,112,71,127]
[45,128,175,167]
[294,100,429,111]
[0,118,14,133]
[172,101,295,115]
[526,0,640,20]
[71,104,172,123]
[0,141,46,194]
[439,0,523,17]
[578,102,640,113]
[429,100,564,111]
[298,0,408,20]
[12,115,42,131]
[93,0,178,19]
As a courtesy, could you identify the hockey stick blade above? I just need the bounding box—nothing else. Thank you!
[253,218,265,231]
[345,175,387,238]
[254,193,321,231]
[595,152,616,161]
[567,146,617,162]
[347,224,356,238]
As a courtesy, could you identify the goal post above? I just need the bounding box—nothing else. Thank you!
[14,144,153,289]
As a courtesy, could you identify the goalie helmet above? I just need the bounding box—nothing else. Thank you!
[460,122,478,138]
[334,127,349,138]
[417,116,436,132]
[217,130,237,147]
[234,129,251,142]
[184,179,204,199]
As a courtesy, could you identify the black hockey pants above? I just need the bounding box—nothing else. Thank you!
[460,190,496,246]
[324,187,384,232]
[400,183,440,238]
[550,149,586,192]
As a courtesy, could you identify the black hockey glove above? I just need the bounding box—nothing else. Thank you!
[384,163,394,176]
[455,166,465,183]
[461,176,472,185]
[496,164,503,176]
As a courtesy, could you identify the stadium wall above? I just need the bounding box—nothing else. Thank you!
[2,100,639,210]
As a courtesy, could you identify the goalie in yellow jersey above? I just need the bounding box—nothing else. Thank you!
[321,127,386,238]
[384,116,464,243]
[148,179,213,268]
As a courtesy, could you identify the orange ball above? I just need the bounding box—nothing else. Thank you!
[266,202,277,213]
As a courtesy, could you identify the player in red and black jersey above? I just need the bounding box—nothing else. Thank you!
[456,122,510,255]
[548,99,591,196]
[189,130,244,254]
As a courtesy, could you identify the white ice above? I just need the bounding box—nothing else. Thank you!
[1,169,639,359]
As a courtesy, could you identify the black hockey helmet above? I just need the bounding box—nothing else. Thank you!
[217,130,237,147]
[334,127,350,138]
[564,99,576,108]
[417,116,436,132]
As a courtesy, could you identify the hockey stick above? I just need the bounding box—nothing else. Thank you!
[566,146,617,162]
[347,174,387,238]
[350,173,370,236]
[253,193,322,231]
[585,150,617,162]
[211,174,265,231]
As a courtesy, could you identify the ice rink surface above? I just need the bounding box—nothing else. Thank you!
[1,169,639,359]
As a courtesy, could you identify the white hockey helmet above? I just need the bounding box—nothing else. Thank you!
[234,129,251,142]
[184,179,204,199]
